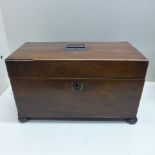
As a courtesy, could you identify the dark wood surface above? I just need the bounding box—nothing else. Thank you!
[5,42,149,122]
[7,42,147,61]
[11,78,144,119]
[6,60,148,79]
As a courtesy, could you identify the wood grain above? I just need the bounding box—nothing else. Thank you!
[5,42,148,122]
[6,60,148,79]
[6,42,147,61]
[11,78,144,119]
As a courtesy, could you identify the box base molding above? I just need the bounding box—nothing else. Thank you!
[18,115,138,124]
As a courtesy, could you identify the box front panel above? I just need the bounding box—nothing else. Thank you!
[10,78,144,119]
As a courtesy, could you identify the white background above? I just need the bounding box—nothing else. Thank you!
[0,10,9,94]
[0,0,155,81]
[0,1,155,154]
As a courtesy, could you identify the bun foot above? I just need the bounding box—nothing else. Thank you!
[125,117,137,124]
[18,117,29,123]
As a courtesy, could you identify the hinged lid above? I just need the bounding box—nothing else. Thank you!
[5,42,148,79]
[6,42,147,61]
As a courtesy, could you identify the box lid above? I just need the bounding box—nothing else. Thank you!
[6,42,148,61]
[6,42,148,79]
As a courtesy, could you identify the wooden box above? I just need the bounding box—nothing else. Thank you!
[5,42,148,124]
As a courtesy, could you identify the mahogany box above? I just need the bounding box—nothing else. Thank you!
[5,42,148,124]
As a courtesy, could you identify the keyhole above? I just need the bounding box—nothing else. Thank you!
[75,83,79,89]
[72,81,83,92]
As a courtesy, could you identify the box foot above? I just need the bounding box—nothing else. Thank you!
[125,117,137,124]
[18,117,29,123]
